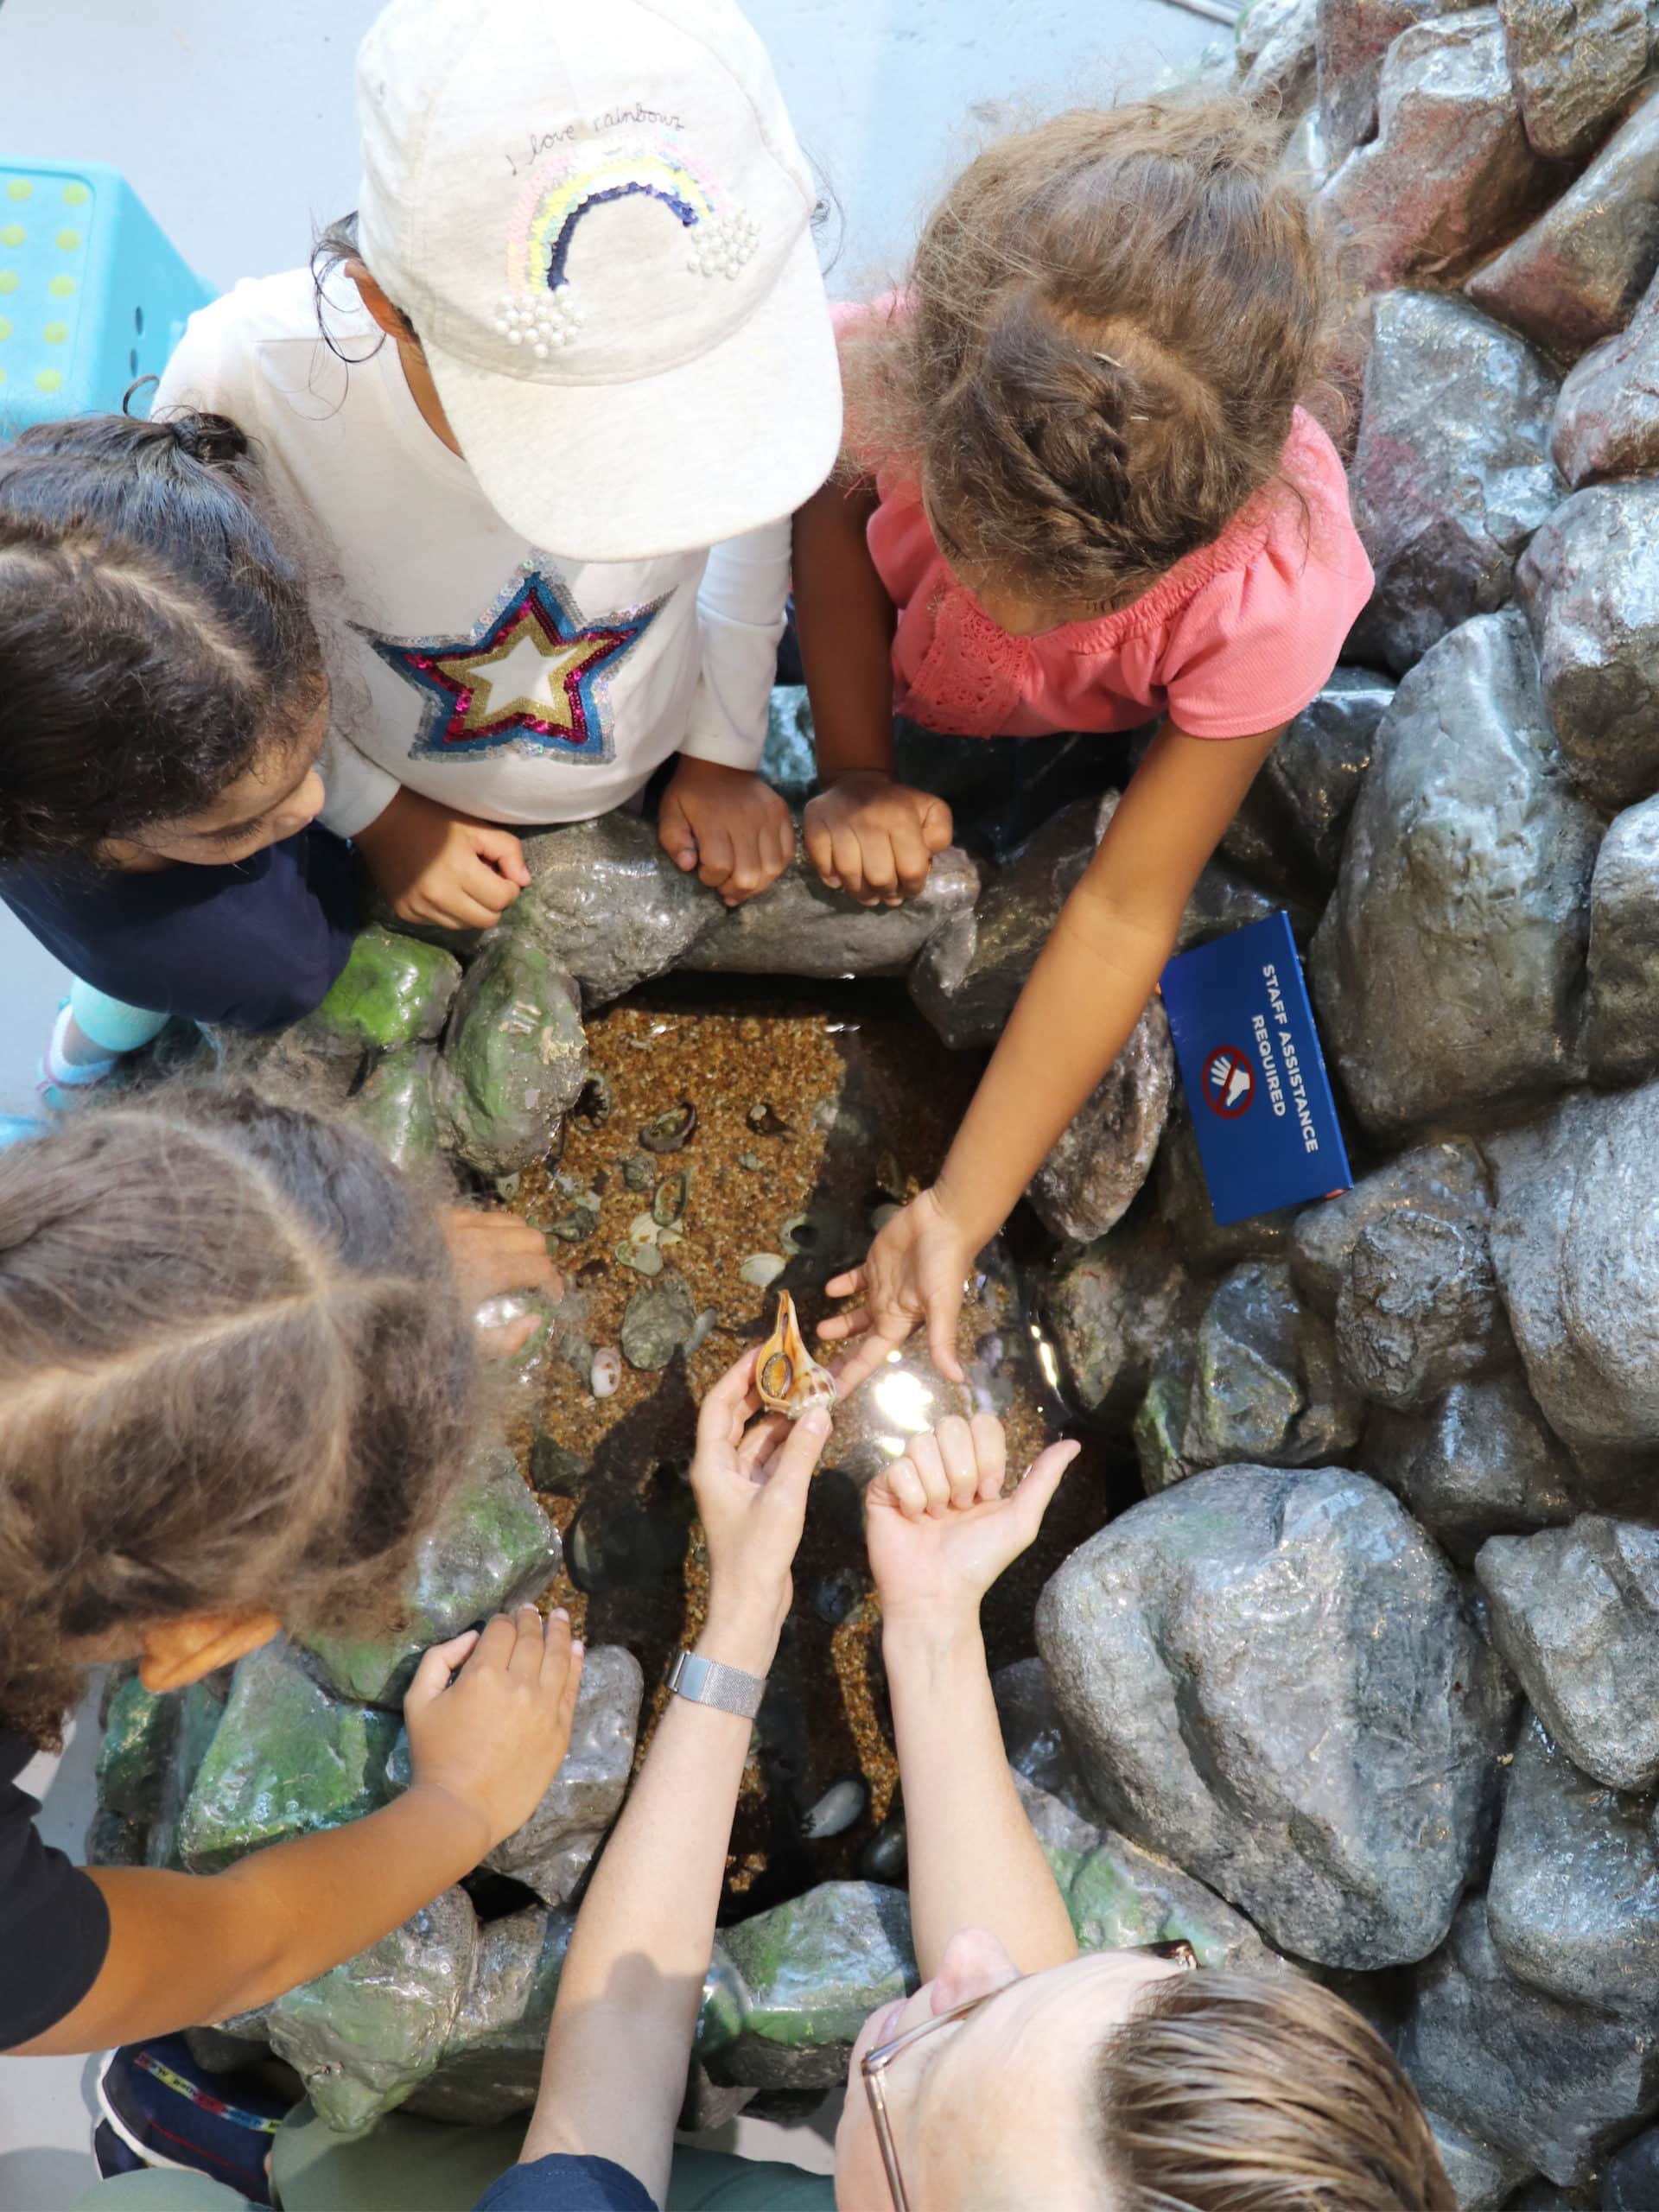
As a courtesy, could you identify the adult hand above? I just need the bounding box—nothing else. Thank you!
[356,788,530,931]
[803,772,953,906]
[817,1185,976,1394]
[867,1415,1079,1630]
[404,1607,582,1853]
[439,1207,565,1357]
[690,1349,831,1672]
[658,757,796,907]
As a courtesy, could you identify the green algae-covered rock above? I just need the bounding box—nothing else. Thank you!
[435,936,587,1178]
[265,1885,477,2134]
[144,1678,229,1872]
[96,1672,178,1824]
[715,1881,916,2091]
[404,1906,574,2124]
[308,926,461,1055]
[301,1446,561,1708]
[178,1642,398,1873]
[346,1043,443,1173]
[1065,1835,1281,1972]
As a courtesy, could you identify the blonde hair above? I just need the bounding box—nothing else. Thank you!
[1098,1973,1456,2211]
[843,95,1348,609]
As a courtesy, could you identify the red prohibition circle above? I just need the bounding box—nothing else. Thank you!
[1203,1044,1255,1118]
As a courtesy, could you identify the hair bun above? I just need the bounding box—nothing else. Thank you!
[165,411,250,467]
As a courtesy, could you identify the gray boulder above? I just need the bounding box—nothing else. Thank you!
[681,845,981,980]
[1487,1713,1659,2014]
[511,815,715,1005]
[1314,0,1465,164]
[993,1656,1090,1810]
[1468,88,1659,357]
[1236,0,1319,115]
[1397,1895,1659,2185]
[1477,1517,1659,1791]
[715,1882,917,2092]
[1036,1463,1510,1968]
[1551,264,1659,489]
[434,935,587,1178]
[1039,1218,1198,1432]
[1516,482,1659,814]
[1604,2126,1659,2209]
[345,1043,443,1174]
[1361,1371,1579,1563]
[404,1907,574,2123]
[1294,1140,1491,1307]
[1345,293,1560,677]
[1310,613,1599,1135]
[1586,793,1659,1083]
[1228,665,1395,889]
[1154,1100,1302,1274]
[1427,2113,1533,2212]
[1060,1823,1285,1973]
[1498,0,1649,158]
[482,1646,642,1904]
[1027,997,1173,1244]
[1319,10,1553,294]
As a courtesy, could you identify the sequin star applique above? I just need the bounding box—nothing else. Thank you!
[366,569,664,766]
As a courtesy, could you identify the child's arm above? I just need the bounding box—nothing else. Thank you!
[10,1610,580,2056]
[822,720,1285,1388]
[868,1414,1081,1979]
[354,789,531,933]
[793,477,953,905]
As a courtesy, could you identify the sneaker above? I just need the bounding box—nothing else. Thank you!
[95,2036,289,2205]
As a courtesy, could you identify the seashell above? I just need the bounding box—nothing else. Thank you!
[747,1101,791,1138]
[802,1775,868,1840]
[738,1151,765,1172]
[639,1100,697,1154]
[622,1153,654,1192]
[652,1171,689,1227]
[591,1346,622,1397]
[628,1212,662,1246]
[756,1291,838,1420]
[615,1240,664,1277]
[573,1072,613,1128]
[740,1251,787,1288]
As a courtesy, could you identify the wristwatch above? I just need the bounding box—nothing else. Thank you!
[666,1648,766,1719]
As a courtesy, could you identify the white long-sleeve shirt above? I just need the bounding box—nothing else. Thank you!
[155,271,789,838]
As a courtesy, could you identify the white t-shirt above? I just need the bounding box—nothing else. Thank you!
[154,270,789,838]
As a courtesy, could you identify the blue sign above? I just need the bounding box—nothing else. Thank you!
[1160,912,1351,1226]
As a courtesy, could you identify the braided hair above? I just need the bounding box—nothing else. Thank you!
[0,410,324,865]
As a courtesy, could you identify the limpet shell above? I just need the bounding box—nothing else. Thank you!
[740,1251,787,1288]
[639,1100,697,1154]
[591,1346,622,1397]
[756,1290,838,1421]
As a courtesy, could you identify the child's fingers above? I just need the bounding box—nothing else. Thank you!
[697,823,738,895]
[827,1327,909,1397]
[508,1605,547,1678]
[405,1628,480,1709]
[474,826,531,887]
[830,826,868,900]
[933,1414,983,1510]
[657,794,700,873]
[921,798,955,854]
[1009,1439,1081,1541]
[804,811,841,889]
[760,1403,831,1519]
[925,1291,966,1384]
[556,1641,585,1734]
[459,851,522,915]
[969,1410,1008,1500]
[467,1612,520,1674]
[813,1300,869,1342]
[823,1265,867,1304]
[698,1347,763,1449]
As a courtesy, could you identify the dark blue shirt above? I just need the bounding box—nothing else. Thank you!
[473,2156,655,2212]
[1,824,362,1033]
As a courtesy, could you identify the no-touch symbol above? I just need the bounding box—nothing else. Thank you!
[1204,1044,1255,1118]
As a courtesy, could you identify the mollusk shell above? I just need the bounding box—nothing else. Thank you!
[757,1291,838,1421]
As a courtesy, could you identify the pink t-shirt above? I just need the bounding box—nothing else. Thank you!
[836,310,1374,742]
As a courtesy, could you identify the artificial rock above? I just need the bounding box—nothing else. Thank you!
[346,1043,442,1173]
[713,1882,917,2092]
[1550,266,1659,488]
[1427,2114,1533,2212]
[1360,1371,1579,1563]
[1026,996,1173,1244]
[512,814,716,1006]
[480,1645,643,1904]
[1586,791,1659,1083]
[1041,1218,1198,1433]
[1314,0,1465,163]
[304,926,461,1056]
[1223,664,1395,891]
[1235,0,1320,116]
[434,935,587,1179]
[1037,1463,1509,1968]
[1497,0,1649,159]
[404,1909,575,2124]
[680,844,981,979]
[1346,292,1560,677]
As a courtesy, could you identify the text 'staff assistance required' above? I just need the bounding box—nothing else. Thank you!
[1160,911,1352,1226]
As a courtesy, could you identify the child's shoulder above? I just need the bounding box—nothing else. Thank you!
[158,270,370,418]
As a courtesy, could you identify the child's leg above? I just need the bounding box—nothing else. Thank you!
[41,981,170,1107]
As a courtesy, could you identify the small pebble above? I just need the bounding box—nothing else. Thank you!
[616,1241,664,1277]
[738,1151,766,1172]
[621,1153,654,1192]
[802,1776,868,1840]
[685,1306,720,1356]
[494,1173,522,1203]
[591,1346,622,1397]
[740,1251,787,1288]
[861,1815,908,1884]
[811,1567,863,1626]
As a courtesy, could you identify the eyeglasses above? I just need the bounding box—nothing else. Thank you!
[860,1940,1199,2212]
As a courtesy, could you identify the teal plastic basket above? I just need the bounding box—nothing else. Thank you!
[0,156,214,435]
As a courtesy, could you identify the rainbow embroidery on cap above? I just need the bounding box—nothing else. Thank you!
[498,138,760,354]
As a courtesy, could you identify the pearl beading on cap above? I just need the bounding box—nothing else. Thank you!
[687,207,760,281]
[494,289,585,357]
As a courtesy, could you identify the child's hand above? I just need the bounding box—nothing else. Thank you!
[689,1349,831,1671]
[658,757,796,908]
[817,1185,977,1395]
[439,1206,565,1357]
[403,1607,582,1853]
[356,788,531,931]
[803,773,953,906]
[867,1415,1078,1630]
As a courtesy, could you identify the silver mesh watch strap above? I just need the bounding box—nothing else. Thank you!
[666,1649,766,1719]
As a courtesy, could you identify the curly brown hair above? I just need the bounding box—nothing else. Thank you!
[0,1087,479,1749]
[842,95,1349,610]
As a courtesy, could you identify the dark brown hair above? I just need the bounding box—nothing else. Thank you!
[844,95,1347,609]
[1098,1972,1456,2211]
[0,1087,479,1748]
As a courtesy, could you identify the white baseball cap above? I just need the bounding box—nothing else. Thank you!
[355,0,842,562]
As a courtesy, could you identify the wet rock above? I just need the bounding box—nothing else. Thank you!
[1294,1141,1488,1306]
[620,1268,698,1370]
[1586,795,1659,1083]
[760,683,817,804]
[1223,666,1395,891]
[179,1641,397,1872]
[1153,1102,1301,1273]
[1171,854,1291,951]
[1061,1822,1284,1972]
[1037,1463,1510,1968]
[1487,1714,1659,2013]
[1468,89,1659,357]
[305,926,461,1055]
[404,1907,574,2123]
[528,1433,588,1498]
[1310,613,1599,1135]
[802,1777,868,1841]
[1236,0,1319,115]
[681,845,981,980]
[1485,1083,1659,1457]
[346,1044,442,1173]
[1361,1371,1579,1563]
[1427,2113,1532,2212]
[1140,1261,1363,1488]
[480,1647,643,1904]
[714,1882,917,2092]
[1042,1220,1197,1433]
[1319,11,1552,294]
[1550,266,1659,488]
[264,1885,478,2133]
[1604,2126,1659,2209]
[301,1445,561,1707]
[435,936,587,1179]
[861,1816,908,1884]
[96,1673,177,1825]
[143,1679,227,1872]
[1345,293,1560,677]
[821,1340,979,1488]
[993,1656,1091,1810]
[512,814,716,1006]
[1477,1516,1659,1791]
[1516,482,1659,814]
[1397,1895,1659,2185]
[1498,0,1649,158]
[1027,998,1173,1244]
[85,1809,147,1869]
[1314,0,1464,164]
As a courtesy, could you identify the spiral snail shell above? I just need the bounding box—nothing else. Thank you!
[757,1291,838,1421]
